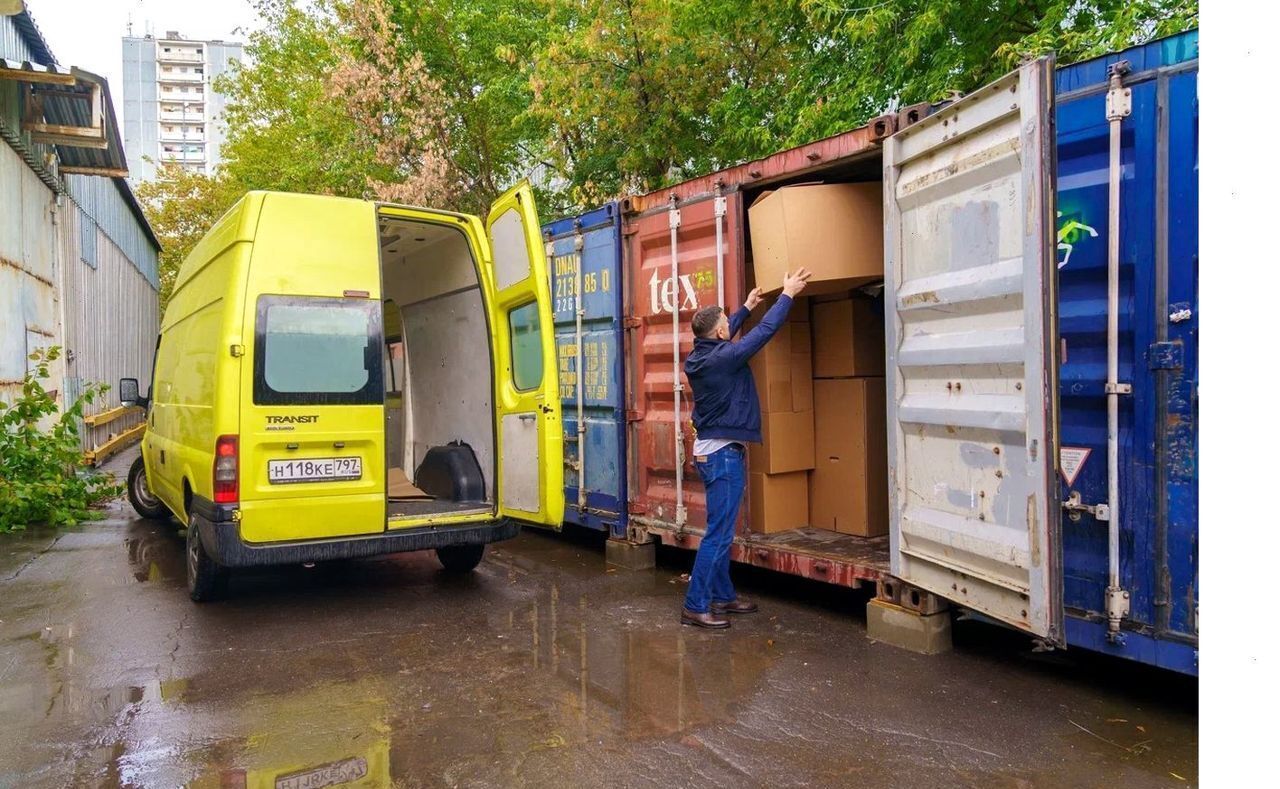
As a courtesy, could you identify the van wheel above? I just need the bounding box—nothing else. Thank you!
[186,519,227,602]
[127,455,171,520]
[436,544,484,573]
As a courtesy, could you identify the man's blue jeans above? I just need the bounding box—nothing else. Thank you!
[684,443,744,613]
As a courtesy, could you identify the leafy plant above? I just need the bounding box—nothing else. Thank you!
[0,347,123,531]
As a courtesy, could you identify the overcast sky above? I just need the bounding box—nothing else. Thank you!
[22,0,259,125]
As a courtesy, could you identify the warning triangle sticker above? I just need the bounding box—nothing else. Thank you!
[1059,446,1092,488]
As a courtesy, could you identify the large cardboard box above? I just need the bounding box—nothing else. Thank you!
[748,183,884,295]
[748,471,810,534]
[748,409,815,473]
[812,297,885,378]
[809,378,888,537]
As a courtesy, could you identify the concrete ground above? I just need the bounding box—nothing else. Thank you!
[0,450,1197,787]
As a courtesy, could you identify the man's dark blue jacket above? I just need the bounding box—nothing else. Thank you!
[685,295,793,444]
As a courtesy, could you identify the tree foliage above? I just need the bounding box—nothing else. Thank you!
[137,0,1197,294]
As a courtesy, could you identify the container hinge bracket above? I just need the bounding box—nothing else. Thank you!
[1147,341,1184,370]
[667,206,681,229]
[1105,61,1132,121]
[1062,491,1109,522]
[713,196,727,218]
[622,317,641,330]
[1104,382,1131,395]
[625,410,643,422]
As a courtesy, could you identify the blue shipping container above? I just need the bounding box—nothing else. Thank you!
[1054,31,1198,673]
[542,204,629,537]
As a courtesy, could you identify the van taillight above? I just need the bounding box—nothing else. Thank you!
[213,435,238,504]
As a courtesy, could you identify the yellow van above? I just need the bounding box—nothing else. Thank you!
[119,183,563,600]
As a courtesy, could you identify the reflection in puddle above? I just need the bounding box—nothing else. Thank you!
[123,522,185,584]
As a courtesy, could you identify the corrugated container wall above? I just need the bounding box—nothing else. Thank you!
[623,193,746,533]
[542,204,628,537]
[1053,31,1198,672]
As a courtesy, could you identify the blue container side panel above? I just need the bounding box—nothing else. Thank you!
[545,203,628,536]
[1053,30,1197,671]
[1162,68,1198,641]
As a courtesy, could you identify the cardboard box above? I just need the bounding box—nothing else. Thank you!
[747,319,813,413]
[748,409,815,473]
[812,297,885,378]
[809,378,888,537]
[748,183,884,296]
[748,471,810,534]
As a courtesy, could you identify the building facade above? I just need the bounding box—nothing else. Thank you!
[121,31,241,184]
[2,6,161,462]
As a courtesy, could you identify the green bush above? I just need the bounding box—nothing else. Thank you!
[0,347,123,531]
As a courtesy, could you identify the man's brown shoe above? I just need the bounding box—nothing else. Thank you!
[711,598,759,615]
[681,608,731,629]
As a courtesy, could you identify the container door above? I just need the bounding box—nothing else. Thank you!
[485,182,565,529]
[884,58,1063,642]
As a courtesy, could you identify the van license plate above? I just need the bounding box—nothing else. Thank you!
[268,456,362,484]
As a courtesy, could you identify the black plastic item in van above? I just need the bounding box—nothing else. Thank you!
[414,442,486,503]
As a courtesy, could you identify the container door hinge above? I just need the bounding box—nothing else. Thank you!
[625,409,643,422]
[1148,341,1184,370]
[1104,382,1131,395]
[1105,61,1132,121]
[622,317,641,329]
[1062,491,1109,522]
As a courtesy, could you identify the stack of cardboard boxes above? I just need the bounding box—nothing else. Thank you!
[746,302,814,533]
[744,182,890,538]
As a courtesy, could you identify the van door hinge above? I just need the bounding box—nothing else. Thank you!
[229,343,245,357]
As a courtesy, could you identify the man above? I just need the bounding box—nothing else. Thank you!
[680,267,812,628]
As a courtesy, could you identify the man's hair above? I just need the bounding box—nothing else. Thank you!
[691,306,725,339]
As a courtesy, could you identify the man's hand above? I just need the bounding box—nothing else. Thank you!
[782,267,813,297]
[744,287,764,311]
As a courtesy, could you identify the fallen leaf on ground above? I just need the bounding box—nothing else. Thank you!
[1170,772,1185,781]
[1105,718,1128,723]
[1136,725,1146,733]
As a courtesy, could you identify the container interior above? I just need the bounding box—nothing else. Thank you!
[378,217,495,519]
[737,149,891,550]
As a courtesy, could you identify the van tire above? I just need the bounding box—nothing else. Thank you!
[127,455,171,520]
[436,544,484,573]
[186,519,227,602]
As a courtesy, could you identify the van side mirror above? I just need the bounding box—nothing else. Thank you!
[119,378,143,407]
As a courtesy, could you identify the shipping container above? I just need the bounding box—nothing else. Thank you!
[620,31,1197,673]
[542,204,629,537]
[1053,33,1199,673]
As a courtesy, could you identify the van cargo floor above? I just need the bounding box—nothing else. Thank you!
[387,500,491,518]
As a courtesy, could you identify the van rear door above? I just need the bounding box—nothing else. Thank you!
[482,182,565,529]
[237,195,386,544]
[883,58,1064,643]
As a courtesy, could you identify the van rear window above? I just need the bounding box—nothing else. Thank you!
[254,296,382,405]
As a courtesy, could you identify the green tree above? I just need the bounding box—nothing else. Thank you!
[783,0,1199,143]
[135,164,245,307]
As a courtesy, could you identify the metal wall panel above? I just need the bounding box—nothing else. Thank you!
[0,141,62,407]
[58,198,160,455]
[543,203,627,536]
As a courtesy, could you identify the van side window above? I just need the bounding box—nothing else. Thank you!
[509,301,543,391]
[253,296,382,405]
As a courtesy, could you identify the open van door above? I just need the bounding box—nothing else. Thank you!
[484,182,565,530]
[883,58,1063,643]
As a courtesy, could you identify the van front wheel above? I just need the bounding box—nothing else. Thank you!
[186,520,227,602]
[127,456,171,520]
[436,544,484,573]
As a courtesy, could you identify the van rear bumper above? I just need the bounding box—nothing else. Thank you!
[194,509,519,568]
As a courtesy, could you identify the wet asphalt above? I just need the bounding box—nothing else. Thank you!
[0,451,1197,788]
